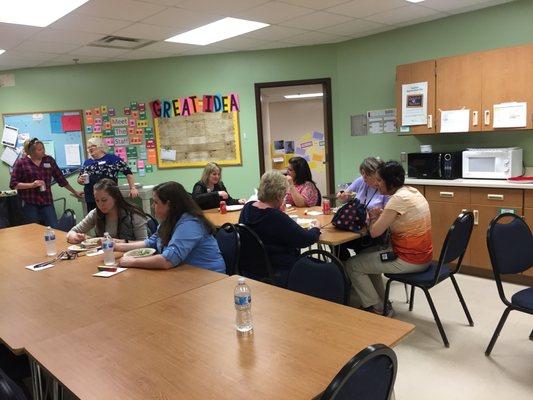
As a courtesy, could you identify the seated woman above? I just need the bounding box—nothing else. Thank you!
[239,171,321,286]
[345,161,433,316]
[285,156,320,207]
[115,181,225,273]
[336,157,389,260]
[67,178,148,243]
[192,162,244,210]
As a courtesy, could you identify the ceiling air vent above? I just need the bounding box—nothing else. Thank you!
[89,36,155,50]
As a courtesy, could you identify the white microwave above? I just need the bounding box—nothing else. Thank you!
[462,148,523,179]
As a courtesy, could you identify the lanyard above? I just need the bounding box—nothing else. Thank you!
[363,186,377,209]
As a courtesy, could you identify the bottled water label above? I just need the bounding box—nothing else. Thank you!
[234,295,251,306]
[102,242,113,250]
[45,234,55,241]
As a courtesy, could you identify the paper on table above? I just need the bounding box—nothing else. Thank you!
[64,144,81,166]
[440,109,470,133]
[161,149,176,161]
[93,267,127,278]
[306,210,323,216]
[26,263,55,271]
[2,125,18,148]
[493,102,527,128]
[1,147,19,166]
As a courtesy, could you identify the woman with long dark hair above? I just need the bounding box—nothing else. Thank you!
[284,156,321,207]
[66,178,148,243]
[115,181,225,272]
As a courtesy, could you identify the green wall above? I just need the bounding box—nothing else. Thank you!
[1,0,532,219]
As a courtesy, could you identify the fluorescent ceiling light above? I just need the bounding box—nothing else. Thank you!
[284,93,324,99]
[405,0,426,3]
[0,50,5,56]
[0,0,89,28]
[165,17,269,46]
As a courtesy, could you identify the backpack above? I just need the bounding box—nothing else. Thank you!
[331,198,367,232]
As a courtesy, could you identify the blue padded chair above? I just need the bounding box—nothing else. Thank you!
[314,344,397,400]
[288,249,351,305]
[383,212,475,347]
[485,212,533,356]
[235,224,280,285]
[215,223,240,276]
[54,197,77,232]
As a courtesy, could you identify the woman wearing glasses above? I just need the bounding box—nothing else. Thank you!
[78,137,138,213]
[9,138,84,228]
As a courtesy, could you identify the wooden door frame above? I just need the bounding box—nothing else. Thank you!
[254,78,334,195]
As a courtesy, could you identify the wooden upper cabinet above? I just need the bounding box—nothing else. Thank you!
[481,43,533,131]
[436,53,482,133]
[396,60,436,135]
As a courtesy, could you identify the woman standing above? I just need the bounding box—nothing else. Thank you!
[78,137,138,213]
[67,179,148,243]
[9,138,83,228]
[192,162,244,210]
[285,156,321,207]
[115,181,225,273]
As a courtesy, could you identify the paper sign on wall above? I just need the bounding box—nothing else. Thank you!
[493,102,527,128]
[2,125,18,148]
[401,82,428,126]
[440,109,470,133]
[1,147,19,166]
[64,144,81,166]
[114,146,127,162]
[114,136,129,146]
[147,148,157,164]
[161,149,176,161]
[111,117,128,126]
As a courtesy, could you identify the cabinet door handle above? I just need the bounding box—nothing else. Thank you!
[461,208,468,213]
[472,111,478,126]
[427,114,433,129]
[487,194,504,201]
[439,191,454,198]
[484,110,491,125]
[473,209,479,225]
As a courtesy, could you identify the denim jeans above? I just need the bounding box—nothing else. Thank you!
[22,203,58,228]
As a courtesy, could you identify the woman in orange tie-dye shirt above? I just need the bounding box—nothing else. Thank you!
[345,161,433,316]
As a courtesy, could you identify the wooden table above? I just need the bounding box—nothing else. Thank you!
[27,276,414,400]
[0,224,226,355]
[204,205,361,246]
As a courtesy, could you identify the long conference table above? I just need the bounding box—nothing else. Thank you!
[1,224,414,400]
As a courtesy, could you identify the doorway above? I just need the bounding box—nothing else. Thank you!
[254,78,334,196]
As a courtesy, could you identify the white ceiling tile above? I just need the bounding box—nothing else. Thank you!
[176,0,269,14]
[216,37,275,51]
[13,40,81,54]
[69,46,131,57]
[31,29,103,45]
[366,4,443,25]
[113,49,175,60]
[112,23,179,41]
[140,41,195,54]
[432,0,514,15]
[321,18,389,36]
[75,0,167,21]
[281,0,353,10]
[139,0,185,5]
[245,25,308,41]
[422,0,493,12]
[280,11,353,29]
[0,60,40,70]
[37,55,112,67]
[236,1,315,24]
[49,14,132,34]
[0,50,60,62]
[0,23,42,49]
[393,11,449,28]
[326,0,405,19]
[281,30,348,45]
[180,45,231,56]
[140,7,221,30]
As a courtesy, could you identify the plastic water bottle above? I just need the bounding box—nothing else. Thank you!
[102,232,115,266]
[44,226,57,256]
[234,277,253,333]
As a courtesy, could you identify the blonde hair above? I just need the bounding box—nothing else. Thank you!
[87,137,107,158]
[258,171,288,203]
[23,138,43,155]
[201,162,221,185]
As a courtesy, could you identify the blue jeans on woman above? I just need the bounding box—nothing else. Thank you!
[22,203,58,228]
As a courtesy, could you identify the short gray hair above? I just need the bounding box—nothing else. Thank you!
[258,171,288,203]
[87,137,107,155]
[359,157,383,175]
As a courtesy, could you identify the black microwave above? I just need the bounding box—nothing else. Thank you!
[407,152,462,179]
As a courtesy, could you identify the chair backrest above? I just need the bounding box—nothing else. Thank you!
[56,209,77,232]
[288,249,351,305]
[215,223,240,276]
[0,368,27,400]
[235,223,275,283]
[433,211,474,282]
[146,214,159,236]
[317,344,397,400]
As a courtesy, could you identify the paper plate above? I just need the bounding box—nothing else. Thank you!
[68,244,86,252]
[123,248,156,258]
[226,204,244,212]
[81,237,102,248]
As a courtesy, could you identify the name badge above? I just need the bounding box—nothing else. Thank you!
[98,161,106,165]
[43,163,51,168]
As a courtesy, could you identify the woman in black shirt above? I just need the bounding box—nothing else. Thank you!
[192,162,244,210]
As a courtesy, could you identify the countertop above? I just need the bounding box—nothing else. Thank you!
[405,178,533,190]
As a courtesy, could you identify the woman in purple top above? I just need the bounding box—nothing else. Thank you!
[336,157,388,260]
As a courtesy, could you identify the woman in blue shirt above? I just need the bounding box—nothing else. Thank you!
[115,181,225,273]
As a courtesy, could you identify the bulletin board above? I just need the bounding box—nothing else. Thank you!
[2,110,85,176]
[154,111,242,169]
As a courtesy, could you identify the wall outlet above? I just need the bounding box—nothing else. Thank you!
[400,152,407,162]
